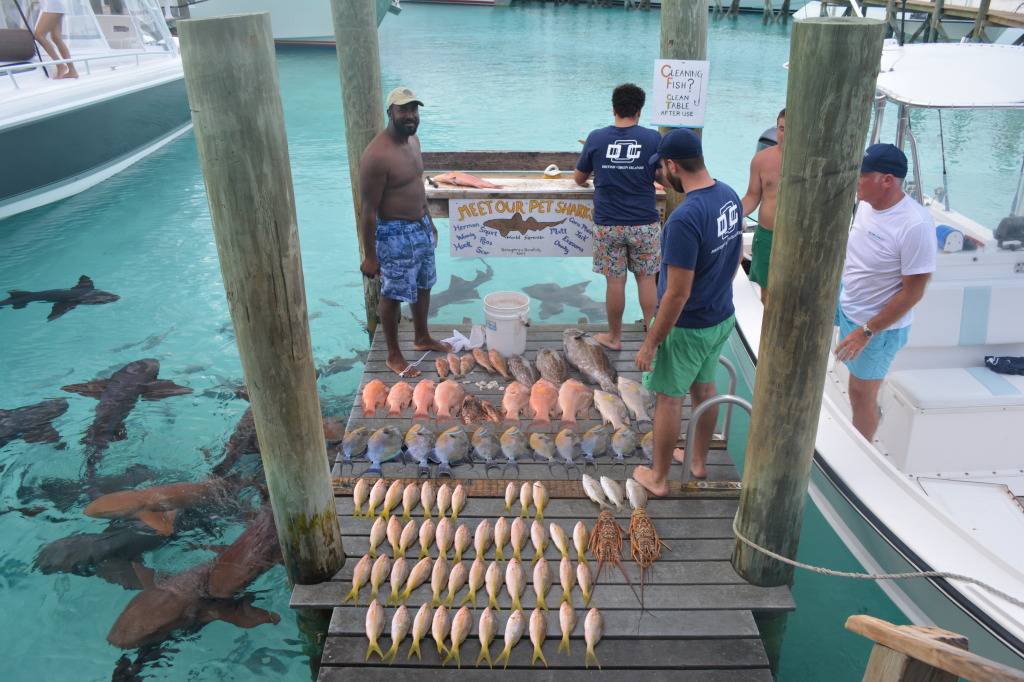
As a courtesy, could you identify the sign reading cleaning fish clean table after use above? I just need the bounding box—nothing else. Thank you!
[449,197,596,257]
[651,59,710,128]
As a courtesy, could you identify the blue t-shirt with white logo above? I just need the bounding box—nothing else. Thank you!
[576,124,661,226]
[658,181,742,328]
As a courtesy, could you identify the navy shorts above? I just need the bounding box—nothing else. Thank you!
[376,215,437,303]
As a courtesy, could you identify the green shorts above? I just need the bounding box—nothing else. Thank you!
[748,225,774,288]
[642,315,736,398]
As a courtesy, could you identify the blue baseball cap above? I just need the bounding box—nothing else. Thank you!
[861,143,907,178]
[649,128,703,166]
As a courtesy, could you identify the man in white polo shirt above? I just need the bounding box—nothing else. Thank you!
[835,143,936,440]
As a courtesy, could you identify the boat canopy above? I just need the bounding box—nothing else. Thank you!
[876,43,1024,110]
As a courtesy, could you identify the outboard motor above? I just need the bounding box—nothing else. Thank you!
[756,126,778,152]
[994,215,1024,250]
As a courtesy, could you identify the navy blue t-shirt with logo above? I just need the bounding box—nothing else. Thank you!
[576,124,661,226]
[658,181,743,328]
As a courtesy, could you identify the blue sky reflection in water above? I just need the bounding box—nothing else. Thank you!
[0,4,1021,680]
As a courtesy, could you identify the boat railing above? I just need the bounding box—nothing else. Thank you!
[0,50,172,90]
[683,392,752,482]
[716,355,738,440]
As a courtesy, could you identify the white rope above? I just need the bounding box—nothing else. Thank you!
[731,518,1024,610]
[398,351,432,378]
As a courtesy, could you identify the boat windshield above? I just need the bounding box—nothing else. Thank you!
[2,0,176,56]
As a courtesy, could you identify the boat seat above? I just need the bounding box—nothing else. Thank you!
[888,367,1024,409]
[877,367,1024,474]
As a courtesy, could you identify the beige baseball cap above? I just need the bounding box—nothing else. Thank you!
[386,86,424,109]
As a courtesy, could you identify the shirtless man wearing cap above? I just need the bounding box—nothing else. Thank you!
[359,87,449,376]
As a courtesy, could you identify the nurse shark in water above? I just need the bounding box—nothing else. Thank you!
[106,506,281,650]
[0,398,68,449]
[61,359,192,471]
[0,275,119,321]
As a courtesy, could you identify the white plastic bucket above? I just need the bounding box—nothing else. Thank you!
[483,291,530,356]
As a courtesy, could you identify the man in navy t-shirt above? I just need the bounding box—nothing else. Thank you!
[575,83,662,350]
[632,128,742,498]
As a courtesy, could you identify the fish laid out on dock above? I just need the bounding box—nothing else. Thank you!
[508,355,539,387]
[562,328,618,392]
[536,348,568,386]
[361,378,389,417]
[431,171,503,189]
[386,381,414,416]
[412,379,436,421]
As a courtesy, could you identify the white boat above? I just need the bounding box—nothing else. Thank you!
[184,0,395,45]
[0,0,190,221]
[731,42,1024,667]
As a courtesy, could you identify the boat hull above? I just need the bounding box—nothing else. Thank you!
[728,300,1024,670]
[0,77,191,221]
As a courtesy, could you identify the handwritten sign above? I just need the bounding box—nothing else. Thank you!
[651,59,710,128]
[449,198,595,258]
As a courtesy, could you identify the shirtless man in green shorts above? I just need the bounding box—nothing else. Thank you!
[741,108,784,303]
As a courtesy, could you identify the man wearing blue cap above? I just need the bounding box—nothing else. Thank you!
[835,143,935,440]
[632,128,743,497]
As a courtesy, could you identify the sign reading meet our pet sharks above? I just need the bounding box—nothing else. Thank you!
[449,198,596,258]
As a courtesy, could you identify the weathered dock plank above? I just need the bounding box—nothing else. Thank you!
[310,537,736,567]
[319,669,774,682]
[292,582,794,613]
[328,606,760,639]
[334,495,740,518]
[322,635,768,669]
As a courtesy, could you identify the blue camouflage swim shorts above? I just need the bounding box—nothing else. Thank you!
[375,215,438,303]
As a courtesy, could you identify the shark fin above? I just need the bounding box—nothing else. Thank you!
[21,424,61,444]
[47,301,78,321]
[567,281,591,293]
[135,510,177,536]
[204,597,280,628]
[4,291,31,308]
[61,379,109,398]
[76,276,95,289]
[140,380,193,400]
[132,561,157,589]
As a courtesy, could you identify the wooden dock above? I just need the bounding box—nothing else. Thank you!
[292,323,794,678]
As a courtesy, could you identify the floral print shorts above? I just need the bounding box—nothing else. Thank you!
[592,221,661,279]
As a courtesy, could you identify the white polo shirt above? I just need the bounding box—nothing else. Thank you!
[840,195,936,330]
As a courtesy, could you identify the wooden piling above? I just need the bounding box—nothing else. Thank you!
[330,0,385,339]
[731,17,885,587]
[971,0,991,41]
[927,0,947,42]
[178,13,345,585]
[659,0,708,215]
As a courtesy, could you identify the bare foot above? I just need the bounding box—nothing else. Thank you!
[632,466,670,497]
[386,356,420,378]
[413,337,450,353]
[673,448,706,479]
[593,332,621,351]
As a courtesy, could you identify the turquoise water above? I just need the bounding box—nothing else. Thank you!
[1,4,1022,680]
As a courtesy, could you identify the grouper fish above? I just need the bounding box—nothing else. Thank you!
[562,328,617,392]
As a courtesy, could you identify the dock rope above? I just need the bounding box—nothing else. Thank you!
[731,518,1024,610]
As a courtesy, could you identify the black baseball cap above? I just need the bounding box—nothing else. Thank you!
[649,128,703,166]
[861,143,908,178]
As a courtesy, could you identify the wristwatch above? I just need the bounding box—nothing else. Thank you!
[861,323,874,339]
